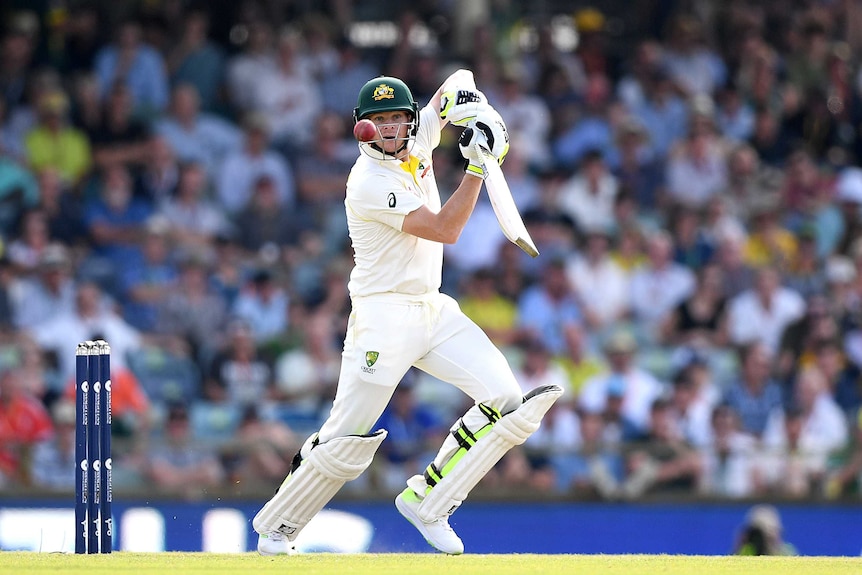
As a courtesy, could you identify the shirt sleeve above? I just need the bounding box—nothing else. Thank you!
[415,105,441,151]
[347,173,424,231]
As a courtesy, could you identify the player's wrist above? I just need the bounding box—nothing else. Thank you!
[465,161,486,180]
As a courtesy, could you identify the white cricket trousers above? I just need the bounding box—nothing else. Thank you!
[317,291,522,442]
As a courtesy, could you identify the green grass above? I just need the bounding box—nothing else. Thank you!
[1,553,861,575]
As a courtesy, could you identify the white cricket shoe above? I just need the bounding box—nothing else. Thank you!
[257,531,297,556]
[395,488,464,555]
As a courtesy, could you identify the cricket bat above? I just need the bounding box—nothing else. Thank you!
[474,143,540,258]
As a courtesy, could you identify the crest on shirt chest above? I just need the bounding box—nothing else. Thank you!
[417,159,432,179]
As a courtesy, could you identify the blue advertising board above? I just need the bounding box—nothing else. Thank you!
[0,498,859,556]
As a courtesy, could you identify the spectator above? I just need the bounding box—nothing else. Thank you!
[727,266,806,354]
[778,147,835,240]
[513,338,573,402]
[292,110,352,233]
[493,70,552,172]
[225,21,277,113]
[140,135,180,206]
[29,281,143,385]
[517,257,583,356]
[374,374,445,492]
[630,68,689,161]
[0,13,39,113]
[662,262,728,349]
[296,14,339,82]
[776,293,839,382]
[457,268,520,348]
[719,143,783,225]
[444,191,509,284]
[145,403,223,497]
[34,169,87,247]
[579,328,666,437]
[610,117,664,215]
[158,161,232,251]
[754,404,829,498]
[217,112,294,216]
[557,149,618,234]
[234,174,301,255]
[204,318,273,406]
[232,269,289,345]
[668,364,716,449]
[661,15,726,98]
[58,4,101,75]
[762,366,848,463]
[506,338,580,491]
[748,105,790,167]
[251,29,322,148]
[89,82,151,172]
[320,37,380,123]
[553,74,616,170]
[621,397,704,499]
[117,218,178,332]
[220,405,297,486]
[833,166,862,257]
[669,206,715,271]
[29,399,77,491]
[816,334,862,418]
[700,403,758,498]
[0,368,54,486]
[93,19,169,117]
[155,84,242,178]
[783,227,827,299]
[165,9,225,112]
[723,342,784,438]
[664,101,729,210]
[10,242,76,329]
[743,203,799,272]
[715,82,755,143]
[565,227,630,334]
[556,324,608,399]
[616,39,664,111]
[25,89,91,186]
[629,230,696,343]
[712,227,756,298]
[824,410,862,498]
[551,409,624,498]
[155,254,228,368]
[609,224,647,274]
[273,306,340,418]
[6,209,53,275]
[83,163,153,291]
[0,152,39,235]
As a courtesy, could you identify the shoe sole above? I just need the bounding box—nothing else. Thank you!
[395,492,463,555]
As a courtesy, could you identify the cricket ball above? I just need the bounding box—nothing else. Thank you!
[353,119,378,142]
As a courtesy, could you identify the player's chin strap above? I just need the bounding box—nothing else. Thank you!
[253,429,387,541]
[414,385,563,522]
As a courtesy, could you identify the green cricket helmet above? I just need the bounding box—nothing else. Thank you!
[354,76,418,121]
[353,76,418,137]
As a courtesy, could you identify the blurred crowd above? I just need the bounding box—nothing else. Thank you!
[2,0,862,502]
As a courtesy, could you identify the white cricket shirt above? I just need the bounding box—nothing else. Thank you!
[345,106,443,298]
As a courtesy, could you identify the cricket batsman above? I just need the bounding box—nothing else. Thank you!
[252,69,562,555]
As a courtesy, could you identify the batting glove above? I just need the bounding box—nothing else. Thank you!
[459,127,488,179]
[440,89,488,126]
[469,108,510,165]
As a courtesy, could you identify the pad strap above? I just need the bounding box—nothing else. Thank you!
[253,430,387,540]
[416,386,562,521]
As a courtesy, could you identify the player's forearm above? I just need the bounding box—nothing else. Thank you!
[403,174,482,243]
[436,175,483,243]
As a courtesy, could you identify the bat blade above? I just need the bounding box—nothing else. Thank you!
[475,144,539,258]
